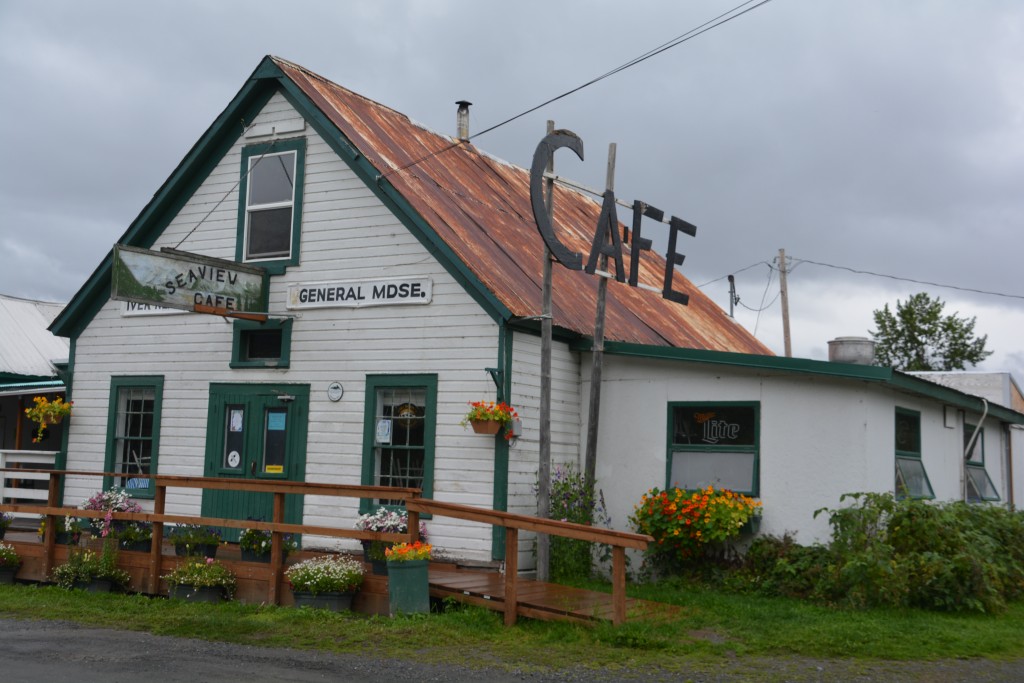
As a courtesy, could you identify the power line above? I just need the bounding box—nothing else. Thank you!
[379,0,776,181]
[792,257,1024,301]
[696,260,772,288]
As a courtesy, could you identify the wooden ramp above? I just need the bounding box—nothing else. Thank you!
[429,565,675,625]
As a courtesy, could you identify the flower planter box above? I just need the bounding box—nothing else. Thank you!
[169,585,226,604]
[173,543,218,559]
[119,539,153,553]
[387,559,429,615]
[240,549,271,563]
[371,559,388,576]
[73,579,115,593]
[0,567,18,585]
[292,591,356,611]
[470,419,502,435]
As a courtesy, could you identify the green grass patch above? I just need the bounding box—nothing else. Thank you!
[2,581,1023,672]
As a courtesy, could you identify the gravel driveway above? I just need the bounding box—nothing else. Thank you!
[2,617,1023,682]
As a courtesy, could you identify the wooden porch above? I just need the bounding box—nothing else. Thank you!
[1,468,659,625]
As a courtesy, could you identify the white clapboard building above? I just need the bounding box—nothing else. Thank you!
[49,57,1023,565]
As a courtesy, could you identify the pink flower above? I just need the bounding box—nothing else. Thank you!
[206,557,214,565]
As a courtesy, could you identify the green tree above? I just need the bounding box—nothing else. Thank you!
[871,292,992,371]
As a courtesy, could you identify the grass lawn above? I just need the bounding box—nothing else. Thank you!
[2,579,1023,673]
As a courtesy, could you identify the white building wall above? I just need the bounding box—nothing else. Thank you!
[66,93,504,561]
[507,330,581,568]
[591,356,1007,547]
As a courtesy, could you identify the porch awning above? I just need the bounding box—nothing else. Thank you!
[0,379,65,398]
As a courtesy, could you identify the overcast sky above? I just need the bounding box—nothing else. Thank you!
[1,1,1022,381]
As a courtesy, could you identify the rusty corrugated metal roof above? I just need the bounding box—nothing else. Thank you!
[276,58,772,355]
[0,293,69,377]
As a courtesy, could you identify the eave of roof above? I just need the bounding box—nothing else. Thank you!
[590,340,1024,425]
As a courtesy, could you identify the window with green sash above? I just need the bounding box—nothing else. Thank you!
[361,375,437,511]
[103,376,164,498]
[236,138,306,275]
[894,407,933,500]
[964,423,999,502]
[667,402,759,496]
[230,318,292,368]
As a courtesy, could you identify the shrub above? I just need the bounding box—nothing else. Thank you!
[545,464,612,581]
[734,534,829,599]
[814,492,1024,612]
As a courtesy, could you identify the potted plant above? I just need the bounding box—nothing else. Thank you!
[81,486,143,538]
[285,554,364,611]
[0,541,21,584]
[385,541,432,615]
[24,395,73,443]
[38,516,83,545]
[167,524,222,558]
[117,522,153,552]
[239,527,298,562]
[460,401,518,439]
[164,557,236,603]
[0,512,12,541]
[354,507,427,575]
[51,541,130,592]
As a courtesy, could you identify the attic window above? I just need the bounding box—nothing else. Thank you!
[246,150,295,259]
[236,138,306,274]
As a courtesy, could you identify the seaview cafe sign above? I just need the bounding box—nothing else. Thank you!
[111,245,267,314]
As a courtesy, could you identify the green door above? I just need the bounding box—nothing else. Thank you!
[201,383,310,542]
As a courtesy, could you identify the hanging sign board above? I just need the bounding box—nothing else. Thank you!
[286,277,432,310]
[111,245,267,315]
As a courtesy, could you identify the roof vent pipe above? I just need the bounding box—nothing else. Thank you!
[456,100,472,142]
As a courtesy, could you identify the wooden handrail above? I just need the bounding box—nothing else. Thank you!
[2,469,650,626]
[406,498,651,625]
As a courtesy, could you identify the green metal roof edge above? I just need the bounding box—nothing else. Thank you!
[0,379,65,392]
[50,56,510,339]
[270,63,511,324]
[591,341,1024,425]
[50,60,277,338]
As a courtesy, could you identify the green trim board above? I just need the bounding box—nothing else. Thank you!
[490,321,514,560]
[235,138,307,275]
[359,374,438,515]
[102,375,165,499]
[590,340,1024,426]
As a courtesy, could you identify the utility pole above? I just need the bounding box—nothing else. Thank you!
[778,248,792,357]
[583,143,616,491]
[536,120,555,583]
[728,274,736,318]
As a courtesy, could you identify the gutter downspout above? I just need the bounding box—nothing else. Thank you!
[963,398,988,502]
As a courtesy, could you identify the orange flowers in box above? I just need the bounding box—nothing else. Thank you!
[384,540,432,562]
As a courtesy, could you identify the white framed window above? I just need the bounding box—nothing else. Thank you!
[236,138,306,273]
[964,424,999,502]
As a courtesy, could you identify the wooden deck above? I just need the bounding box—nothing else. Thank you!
[428,565,676,625]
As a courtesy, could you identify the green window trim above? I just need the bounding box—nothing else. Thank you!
[666,401,760,497]
[103,376,165,499]
[964,424,999,502]
[235,137,306,276]
[360,374,438,515]
[230,318,293,369]
[894,407,934,500]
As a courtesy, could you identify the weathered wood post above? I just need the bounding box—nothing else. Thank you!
[503,526,519,626]
[41,471,60,578]
[269,491,285,605]
[148,481,166,593]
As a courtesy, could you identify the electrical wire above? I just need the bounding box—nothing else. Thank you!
[792,257,1024,301]
[752,263,775,335]
[378,0,776,181]
[696,260,771,288]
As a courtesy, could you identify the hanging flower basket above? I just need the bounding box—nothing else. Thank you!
[470,419,502,435]
[24,396,73,443]
[460,401,518,440]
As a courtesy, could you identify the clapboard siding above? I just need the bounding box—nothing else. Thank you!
[506,330,582,568]
[66,93,502,560]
